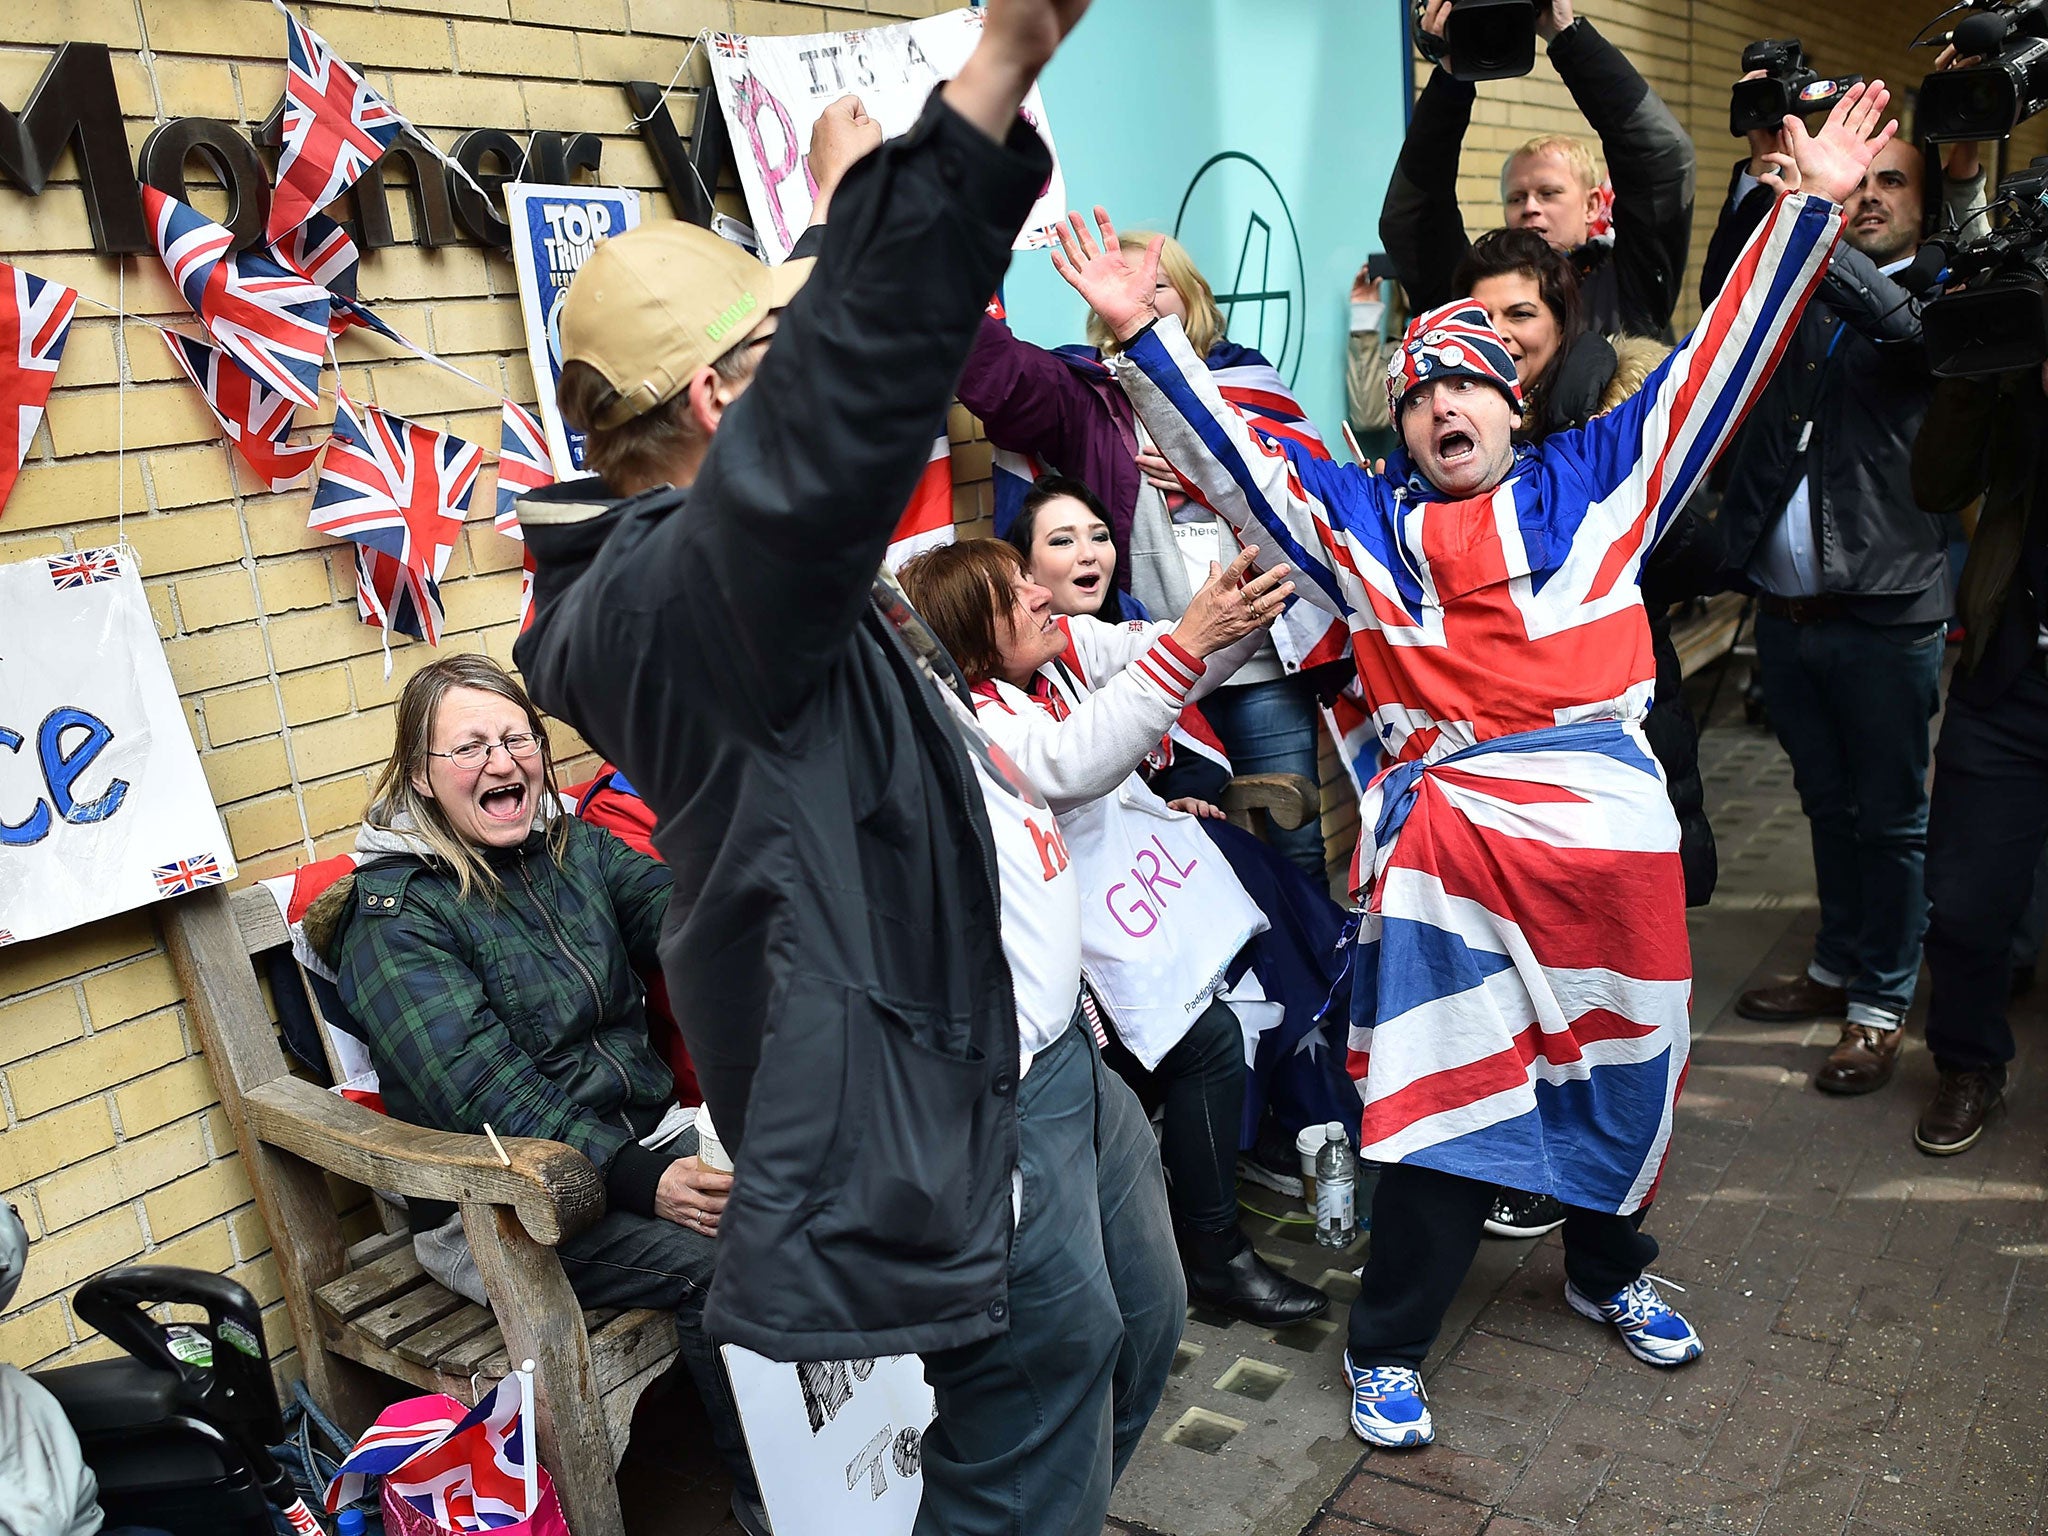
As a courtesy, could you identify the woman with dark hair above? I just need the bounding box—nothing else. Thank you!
[900,539,1331,1327]
[1449,228,1725,1244]
[1009,474,1140,623]
[316,654,768,1534]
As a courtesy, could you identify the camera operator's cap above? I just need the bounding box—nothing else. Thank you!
[1385,300,1524,420]
[559,221,816,429]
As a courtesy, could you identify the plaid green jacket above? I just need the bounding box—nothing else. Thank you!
[333,816,675,1178]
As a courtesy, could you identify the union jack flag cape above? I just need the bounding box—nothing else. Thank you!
[269,13,404,245]
[310,393,481,643]
[496,400,554,630]
[1114,190,1843,1213]
[271,213,402,342]
[0,260,78,519]
[162,330,322,492]
[144,187,330,407]
[886,434,956,573]
[324,1378,535,1528]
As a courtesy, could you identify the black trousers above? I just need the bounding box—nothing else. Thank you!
[1345,1163,1658,1368]
[1924,665,2048,1074]
[1099,995,1246,1233]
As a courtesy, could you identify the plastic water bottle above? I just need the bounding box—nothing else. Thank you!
[1314,1121,1357,1247]
[338,1511,366,1536]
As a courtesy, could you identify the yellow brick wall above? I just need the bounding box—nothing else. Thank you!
[0,0,961,1379]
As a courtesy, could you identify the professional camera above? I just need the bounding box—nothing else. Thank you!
[1919,157,2048,374]
[1919,0,2048,140]
[1415,0,1537,83]
[1729,40,1862,136]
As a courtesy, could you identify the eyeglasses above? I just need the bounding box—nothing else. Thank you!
[426,733,543,770]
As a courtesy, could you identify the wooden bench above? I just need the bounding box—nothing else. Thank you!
[163,883,679,1536]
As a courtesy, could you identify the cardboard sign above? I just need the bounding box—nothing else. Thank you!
[503,184,643,477]
[722,1345,934,1536]
[0,547,236,947]
[705,8,1067,265]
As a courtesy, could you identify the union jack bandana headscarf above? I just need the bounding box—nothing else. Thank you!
[1385,300,1523,421]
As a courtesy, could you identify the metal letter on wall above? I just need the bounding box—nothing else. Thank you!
[448,128,522,246]
[138,118,272,250]
[624,81,732,229]
[0,42,149,252]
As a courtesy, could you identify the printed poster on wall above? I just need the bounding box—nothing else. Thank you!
[706,7,1068,266]
[722,1345,933,1536]
[0,548,237,947]
[504,183,643,478]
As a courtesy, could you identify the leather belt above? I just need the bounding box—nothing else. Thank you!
[1756,591,1846,624]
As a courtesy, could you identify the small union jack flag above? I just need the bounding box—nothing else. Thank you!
[270,213,401,343]
[269,14,405,245]
[144,187,330,407]
[46,548,122,588]
[711,31,749,57]
[0,931,17,946]
[325,1375,535,1526]
[310,392,481,643]
[163,330,322,493]
[152,854,225,897]
[1,259,78,520]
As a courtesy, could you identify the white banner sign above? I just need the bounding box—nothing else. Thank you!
[706,7,1068,265]
[504,183,643,478]
[722,1345,933,1536]
[0,548,236,947]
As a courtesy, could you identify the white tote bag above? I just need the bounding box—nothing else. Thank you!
[1065,776,1269,1069]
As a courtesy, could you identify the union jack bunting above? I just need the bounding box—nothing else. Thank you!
[493,400,552,536]
[144,187,330,407]
[46,548,122,588]
[325,1376,534,1528]
[1116,190,1844,1214]
[162,330,322,492]
[310,392,481,643]
[885,435,956,574]
[0,260,78,519]
[268,13,405,245]
[152,853,225,896]
[270,213,401,342]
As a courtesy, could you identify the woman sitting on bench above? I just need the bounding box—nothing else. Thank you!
[315,653,768,1536]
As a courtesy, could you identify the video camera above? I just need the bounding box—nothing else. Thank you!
[1917,156,2048,375]
[1415,0,1537,83]
[1919,0,2048,140]
[1729,40,1862,136]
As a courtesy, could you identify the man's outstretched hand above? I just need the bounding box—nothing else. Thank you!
[1051,206,1162,344]
[806,96,883,224]
[943,0,1092,141]
[1786,79,1897,205]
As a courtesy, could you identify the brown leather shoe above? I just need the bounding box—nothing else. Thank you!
[1737,974,1849,1023]
[1813,1023,1902,1096]
[1914,1068,2006,1155]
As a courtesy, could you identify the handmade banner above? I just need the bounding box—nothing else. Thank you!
[0,547,237,947]
[721,1346,933,1536]
[504,184,642,477]
[705,9,1068,265]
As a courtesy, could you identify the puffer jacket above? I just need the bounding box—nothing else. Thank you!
[318,812,679,1230]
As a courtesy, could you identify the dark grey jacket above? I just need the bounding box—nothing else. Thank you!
[1380,19,1696,339]
[1702,163,1950,624]
[514,93,1052,1363]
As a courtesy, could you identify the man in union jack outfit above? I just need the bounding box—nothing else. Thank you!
[1057,83,1899,1448]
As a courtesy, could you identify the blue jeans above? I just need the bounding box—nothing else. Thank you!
[1755,612,1944,1022]
[1200,673,1326,879]
[916,1025,1184,1536]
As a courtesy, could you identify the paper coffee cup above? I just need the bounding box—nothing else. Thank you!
[1295,1123,1327,1206]
[695,1106,734,1174]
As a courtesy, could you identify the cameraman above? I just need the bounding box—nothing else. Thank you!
[1909,360,2048,1155]
[1378,0,1695,339]
[1704,98,1950,1096]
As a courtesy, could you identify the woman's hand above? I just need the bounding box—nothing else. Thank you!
[1168,797,1227,820]
[1786,80,1897,206]
[1171,546,1295,658]
[1051,206,1162,344]
[654,1155,731,1239]
[1135,445,1181,493]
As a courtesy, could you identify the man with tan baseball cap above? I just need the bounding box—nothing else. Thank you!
[514,4,1192,1533]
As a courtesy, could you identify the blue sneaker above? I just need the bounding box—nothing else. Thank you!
[1343,1353,1434,1447]
[1564,1275,1703,1366]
